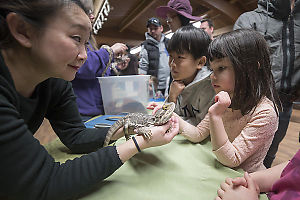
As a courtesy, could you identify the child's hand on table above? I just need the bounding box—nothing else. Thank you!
[215,172,260,200]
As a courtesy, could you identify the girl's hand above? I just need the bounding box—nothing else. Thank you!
[168,80,185,103]
[146,102,164,115]
[208,91,231,116]
[146,102,160,111]
[215,172,260,200]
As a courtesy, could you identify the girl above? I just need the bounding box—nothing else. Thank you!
[176,29,280,172]
[0,0,178,199]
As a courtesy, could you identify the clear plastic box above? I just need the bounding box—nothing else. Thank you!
[98,75,150,114]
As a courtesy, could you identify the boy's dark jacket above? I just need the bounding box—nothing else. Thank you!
[234,0,300,101]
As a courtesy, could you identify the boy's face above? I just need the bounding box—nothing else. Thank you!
[169,51,203,85]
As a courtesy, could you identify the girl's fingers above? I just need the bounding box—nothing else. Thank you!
[220,182,231,191]
[225,177,233,185]
[244,172,258,192]
[217,188,225,198]
[232,177,248,187]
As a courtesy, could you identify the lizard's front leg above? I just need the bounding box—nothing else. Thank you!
[135,127,152,140]
[124,120,130,141]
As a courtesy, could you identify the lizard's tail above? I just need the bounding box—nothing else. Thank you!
[103,119,124,147]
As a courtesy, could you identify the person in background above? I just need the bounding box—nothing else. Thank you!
[139,17,170,95]
[72,0,127,121]
[0,0,179,199]
[156,0,202,33]
[119,45,139,76]
[153,29,281,173]
[234,0,300,168]
[156,0,203,95]
[200,18,214,40]
[215,149,300,200]
[109,52,130,76]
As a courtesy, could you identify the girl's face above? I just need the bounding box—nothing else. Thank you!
[209,57,235,97]
[30,4,91,81]
[169,51,203,85]
[166,12,182,32]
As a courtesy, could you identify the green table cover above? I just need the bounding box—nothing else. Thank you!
[45,134,268,200]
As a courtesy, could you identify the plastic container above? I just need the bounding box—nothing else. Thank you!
[98,75,150,114]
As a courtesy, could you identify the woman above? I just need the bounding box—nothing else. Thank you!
[0,0,179,199]
[156,0,202,32]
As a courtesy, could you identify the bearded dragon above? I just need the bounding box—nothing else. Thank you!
[102,102,175,147]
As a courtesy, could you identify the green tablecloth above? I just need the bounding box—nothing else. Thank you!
[45,135,268,200]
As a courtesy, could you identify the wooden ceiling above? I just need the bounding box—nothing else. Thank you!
[93,0,258,47]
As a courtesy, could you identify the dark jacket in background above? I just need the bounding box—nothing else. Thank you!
[234,0,300,101]
[141,37,169,77]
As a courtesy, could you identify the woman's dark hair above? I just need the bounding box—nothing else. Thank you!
[177,14,190,27]
[0,0,88,49]
[167,26,211,59]
[208,29,281,115]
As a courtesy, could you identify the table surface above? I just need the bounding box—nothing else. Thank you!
[45,116,268,200]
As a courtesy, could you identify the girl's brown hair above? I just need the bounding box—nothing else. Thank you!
[208,29,281,115]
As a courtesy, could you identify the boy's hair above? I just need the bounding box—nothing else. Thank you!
[208,29,280,115]
[167,26,211,59]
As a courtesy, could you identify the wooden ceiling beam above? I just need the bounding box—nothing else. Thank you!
[200,0,243,21]
[213,25,233,36]
[119,0,158,32]
[93,0,105,17]
[95,28,145,46]
[96,36,144,47]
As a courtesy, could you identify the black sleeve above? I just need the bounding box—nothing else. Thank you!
[46,79,109,153]
[0,80,123,200]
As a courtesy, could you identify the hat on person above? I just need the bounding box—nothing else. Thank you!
[147,17,162,27]
[156,0,202,21]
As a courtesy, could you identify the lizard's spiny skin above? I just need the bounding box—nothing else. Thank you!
[102,102,175,147]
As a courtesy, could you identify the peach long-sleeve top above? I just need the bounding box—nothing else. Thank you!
[179,97,279,172]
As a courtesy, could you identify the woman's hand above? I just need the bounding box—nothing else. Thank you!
[138,116,179,149]
[208,91,231,117]
[116,116,179,163]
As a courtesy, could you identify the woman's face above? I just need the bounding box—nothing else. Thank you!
[31,4,91,81]
[166,12,182,32]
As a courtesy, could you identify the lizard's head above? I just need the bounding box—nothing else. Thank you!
[154,102,175,124]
